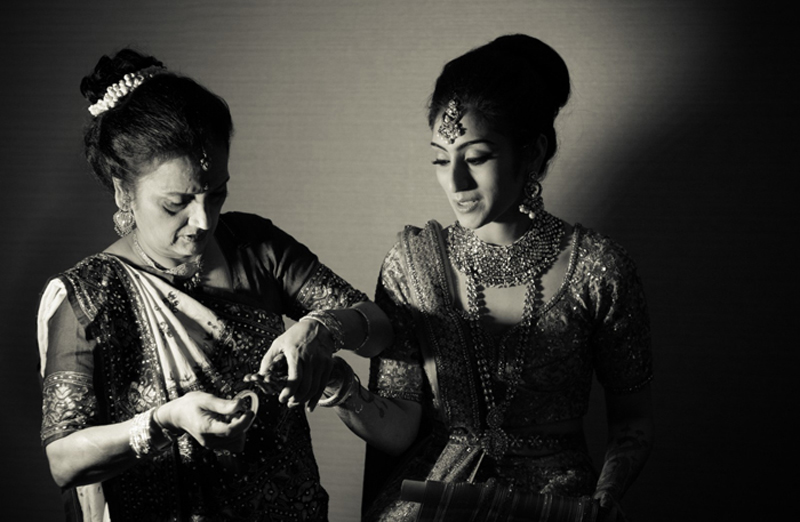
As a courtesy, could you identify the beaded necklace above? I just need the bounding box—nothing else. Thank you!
[447,211,564,459]
[132,232,204,291]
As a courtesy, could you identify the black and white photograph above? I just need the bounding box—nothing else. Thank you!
[0,1,795,520]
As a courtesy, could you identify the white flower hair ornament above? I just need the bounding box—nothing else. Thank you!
[88,65,165,117]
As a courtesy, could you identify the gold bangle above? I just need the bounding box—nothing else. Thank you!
[352,307,371,353]
[153,405,182,447]
[318,358,355,407]
[300,310,345,353]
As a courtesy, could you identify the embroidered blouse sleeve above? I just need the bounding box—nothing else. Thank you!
[293,262,369,317]
[590,241,654,394]
[368,243,425,403]
[242,216,367,318]
[39,291,99,447]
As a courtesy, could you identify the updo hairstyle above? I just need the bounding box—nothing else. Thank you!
[428,34,570,179]
[81,48,234,193]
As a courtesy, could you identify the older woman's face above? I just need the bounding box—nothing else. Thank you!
[127,142,229,267]
[431,112,528,233]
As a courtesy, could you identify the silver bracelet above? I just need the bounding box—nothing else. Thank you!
[352,307,371,353]
[317,358,355,407]
[300,310,345,354]
[153,405,182,446]
[348,371,365,414]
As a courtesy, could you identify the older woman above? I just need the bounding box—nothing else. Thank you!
[312,35,654,521]
[37,48,391,521]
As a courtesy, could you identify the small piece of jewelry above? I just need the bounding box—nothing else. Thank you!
[88,65,165,116]
[113,207,136,237]
[438,98,466,144]
[199,148,210,171]
[132,232,204,291]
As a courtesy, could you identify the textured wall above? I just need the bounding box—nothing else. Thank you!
[1,1,796,520]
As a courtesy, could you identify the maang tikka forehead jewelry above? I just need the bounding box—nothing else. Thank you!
[438,98,466,144]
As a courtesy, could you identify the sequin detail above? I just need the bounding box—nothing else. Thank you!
[41,371,98,445]
[365,221,652,521]
[41,254,330,521]
[297,263,368,312]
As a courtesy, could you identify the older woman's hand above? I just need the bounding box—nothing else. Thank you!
[250,319,335,410]
[157,391,256,452]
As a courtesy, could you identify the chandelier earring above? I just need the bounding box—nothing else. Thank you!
[518,173,544,220]
[113,206,136,237]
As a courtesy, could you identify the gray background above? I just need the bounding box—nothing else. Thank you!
[1,1,796,520]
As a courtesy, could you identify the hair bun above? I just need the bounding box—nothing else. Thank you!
[493,34,570,116]
[80,49,164,104]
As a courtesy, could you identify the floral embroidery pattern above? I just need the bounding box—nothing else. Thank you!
[40,254,331,521]
[41,372,98,445]
[296,264,368,312]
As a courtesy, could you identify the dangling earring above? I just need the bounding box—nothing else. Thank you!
[113,207,135,237]
[518,172,544,220]
[199,148,210,171]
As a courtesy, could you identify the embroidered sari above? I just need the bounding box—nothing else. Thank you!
[364,221,653,521]
[38,212,367,522]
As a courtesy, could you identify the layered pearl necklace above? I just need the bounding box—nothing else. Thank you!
[132,232,205,291]
[446,211,564,459]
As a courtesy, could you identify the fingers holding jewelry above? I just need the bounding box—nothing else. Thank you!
[163,391,257,450]
[258,316,338,407]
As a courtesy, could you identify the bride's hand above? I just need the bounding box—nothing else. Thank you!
[594,491,628,522]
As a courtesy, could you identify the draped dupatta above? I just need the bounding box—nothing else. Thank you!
[397,222,487,477]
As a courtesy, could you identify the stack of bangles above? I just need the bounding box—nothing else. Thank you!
[300,310,346,353]
[317,357,361,409]
[299,307,371,354]
[129,406,182,459]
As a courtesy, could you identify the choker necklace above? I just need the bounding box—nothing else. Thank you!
[132,233,204,291]
[447,210,564,288]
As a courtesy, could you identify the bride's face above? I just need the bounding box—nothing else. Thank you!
[430,112,528,232]
[119,142,229,268]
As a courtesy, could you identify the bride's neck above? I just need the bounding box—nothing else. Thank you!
[472,215,532,246]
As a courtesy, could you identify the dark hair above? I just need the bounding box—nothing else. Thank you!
[81,48,234,192]
[428,34,570,178]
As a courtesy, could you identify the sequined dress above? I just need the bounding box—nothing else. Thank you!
[38,212,367,522]
[365,221,653,521]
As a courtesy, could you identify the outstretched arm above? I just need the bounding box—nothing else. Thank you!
[248,301,393,410]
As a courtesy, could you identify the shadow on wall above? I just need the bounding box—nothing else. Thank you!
[579,4,797,521]
[1,142,117,516]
